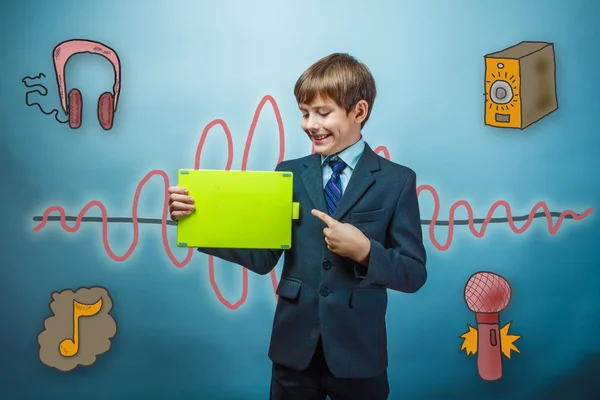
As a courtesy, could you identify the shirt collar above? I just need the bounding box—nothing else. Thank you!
[320,135,365,170]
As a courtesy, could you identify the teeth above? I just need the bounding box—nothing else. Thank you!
[314,134,328,140]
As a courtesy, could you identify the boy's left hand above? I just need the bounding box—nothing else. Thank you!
[311,209,371,265]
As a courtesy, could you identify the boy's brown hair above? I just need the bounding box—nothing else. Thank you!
[294,53,377,128]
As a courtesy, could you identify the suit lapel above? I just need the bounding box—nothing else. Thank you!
[333,142,380,221]
[300,142,381,221]
[301,153,327,212]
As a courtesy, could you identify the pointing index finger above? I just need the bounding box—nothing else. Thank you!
[311,209,337,226]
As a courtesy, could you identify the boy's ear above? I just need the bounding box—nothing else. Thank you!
[352,100,369,124]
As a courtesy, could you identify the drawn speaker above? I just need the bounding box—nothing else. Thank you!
[484,41,558,129]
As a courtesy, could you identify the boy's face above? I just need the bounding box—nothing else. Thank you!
[299,95,362,156]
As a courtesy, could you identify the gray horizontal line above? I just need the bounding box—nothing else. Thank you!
[32,211,572,226]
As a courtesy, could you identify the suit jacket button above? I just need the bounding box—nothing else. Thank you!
[320,286,330,297]
[322,260,332,270]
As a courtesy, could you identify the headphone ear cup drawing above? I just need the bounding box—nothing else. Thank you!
[68,88,82,129]
[98,92,115,130]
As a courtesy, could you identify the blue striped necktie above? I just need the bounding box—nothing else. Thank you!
[324,155,347,216]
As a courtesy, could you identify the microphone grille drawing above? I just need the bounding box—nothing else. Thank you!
[465,271,511,313]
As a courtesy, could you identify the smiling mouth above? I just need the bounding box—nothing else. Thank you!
[311,134,331,141]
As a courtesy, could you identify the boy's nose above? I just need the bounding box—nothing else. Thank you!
[306,118,321,132]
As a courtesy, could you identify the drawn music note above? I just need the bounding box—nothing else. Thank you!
[59,298,103,357]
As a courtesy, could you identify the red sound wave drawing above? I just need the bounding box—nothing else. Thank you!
[33,95,594,309]
[418,187,593,251]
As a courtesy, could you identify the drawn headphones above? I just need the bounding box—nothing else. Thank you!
[52,39,121,130]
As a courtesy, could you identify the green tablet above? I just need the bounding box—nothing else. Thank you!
[176,169,300,249]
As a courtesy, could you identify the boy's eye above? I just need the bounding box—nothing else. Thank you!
[300,111,329,118]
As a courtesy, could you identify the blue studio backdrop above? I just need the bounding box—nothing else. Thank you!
[1,0,599,398]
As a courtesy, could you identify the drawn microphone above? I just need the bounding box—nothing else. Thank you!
[464,271,512,381]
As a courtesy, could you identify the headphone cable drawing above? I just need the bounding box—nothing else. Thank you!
[30,95,594,310]
[21,73,69,124]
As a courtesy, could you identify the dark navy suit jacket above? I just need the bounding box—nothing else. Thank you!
[198,141,427,379]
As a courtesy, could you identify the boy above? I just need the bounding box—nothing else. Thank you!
[168,53,427,400]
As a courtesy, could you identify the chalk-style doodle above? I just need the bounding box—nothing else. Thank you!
[460,272,521,381]
[21,38,121,130]
[30,94,593,311]
[38,286,117,372]
[54,39,121,130]
[484,41,558,129]
[21,73,69,124]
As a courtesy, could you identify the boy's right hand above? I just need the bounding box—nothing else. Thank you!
[168,186,195,222]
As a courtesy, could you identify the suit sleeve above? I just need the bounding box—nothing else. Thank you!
[354,170,427,293]
[195,162,286,275]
